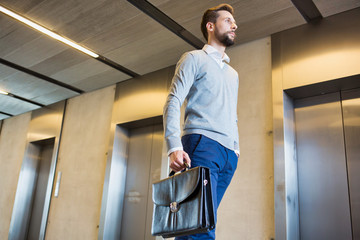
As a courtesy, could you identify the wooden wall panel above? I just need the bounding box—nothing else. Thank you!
[45,86,115,240]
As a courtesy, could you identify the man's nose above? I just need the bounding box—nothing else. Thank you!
[232,22,237,30]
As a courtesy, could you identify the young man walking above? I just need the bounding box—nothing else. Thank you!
[163,4,239,239]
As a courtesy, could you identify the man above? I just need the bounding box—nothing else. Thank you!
[163,4,239,239]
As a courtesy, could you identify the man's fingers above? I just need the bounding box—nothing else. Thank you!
[183,152,191,168]
[169,150,191,172]
[170,161,182,171]
[170,155,184,171]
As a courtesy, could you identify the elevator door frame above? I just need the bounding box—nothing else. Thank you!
[273,85,360,240]
[9,138,55,240]
[8,101,65,240]
[98,116,169,240]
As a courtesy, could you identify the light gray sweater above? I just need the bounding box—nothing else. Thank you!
[163,45,240,154]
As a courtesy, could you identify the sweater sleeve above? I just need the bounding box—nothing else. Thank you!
[163,52,197,154]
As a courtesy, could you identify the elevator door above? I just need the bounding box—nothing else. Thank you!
[294,89,360,240]
[120,124,163,240]
[27,140,53,239]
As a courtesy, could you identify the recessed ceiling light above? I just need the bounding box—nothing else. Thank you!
[0,90,9,95]
[0,5,99,58]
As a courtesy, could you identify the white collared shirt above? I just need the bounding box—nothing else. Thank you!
[202,44,230,69]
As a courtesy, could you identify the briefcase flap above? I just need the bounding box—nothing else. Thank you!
[152,167,201,206]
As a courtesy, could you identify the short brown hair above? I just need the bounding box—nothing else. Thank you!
[201,4,234,41]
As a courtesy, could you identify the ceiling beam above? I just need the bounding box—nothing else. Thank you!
[291,0,322,22]
[0,111,13,117]
[128,0,204,49]
[7,92,45,107]
[0,58,84,94]
[97,55,140,78]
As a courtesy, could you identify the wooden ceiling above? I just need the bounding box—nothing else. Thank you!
[0,0,359,120]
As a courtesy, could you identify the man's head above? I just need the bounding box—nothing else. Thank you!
[201,4,237,47]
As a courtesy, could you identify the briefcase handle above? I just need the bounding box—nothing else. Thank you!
[169,162,190,177]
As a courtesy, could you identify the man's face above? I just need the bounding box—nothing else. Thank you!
[213,10,237,47]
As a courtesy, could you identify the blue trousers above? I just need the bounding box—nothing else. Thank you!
[175,134,238,240]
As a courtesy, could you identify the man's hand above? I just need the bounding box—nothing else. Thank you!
[169,150,191,172]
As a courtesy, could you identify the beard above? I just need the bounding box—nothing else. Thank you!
[215,29,235,47]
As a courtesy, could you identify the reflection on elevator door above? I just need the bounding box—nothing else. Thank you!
[120,124,163,240]
[294,90,360,240]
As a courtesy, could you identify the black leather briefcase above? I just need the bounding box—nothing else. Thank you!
[151,166,215,238]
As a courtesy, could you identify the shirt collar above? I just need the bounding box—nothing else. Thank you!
[202,44,230,63]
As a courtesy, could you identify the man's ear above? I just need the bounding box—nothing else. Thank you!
[206,22,214,32]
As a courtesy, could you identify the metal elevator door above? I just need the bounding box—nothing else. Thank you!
[120,124,164,240]
[294,89,360,240]
[27,140,54,240]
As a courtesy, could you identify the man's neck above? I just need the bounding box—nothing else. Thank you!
[207,40,226,57]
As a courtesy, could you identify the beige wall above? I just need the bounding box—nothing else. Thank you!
[112,66,173,124]
[45,86,115,240]
[217,37,274,239]
[0,113,31,239]
[275,8,360,89]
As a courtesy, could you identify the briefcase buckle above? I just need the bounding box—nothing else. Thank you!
[170,202,178,213]
[204,179,208,186]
